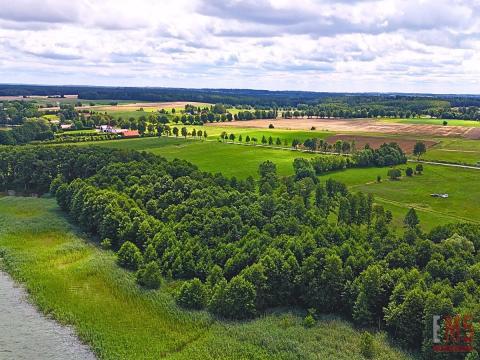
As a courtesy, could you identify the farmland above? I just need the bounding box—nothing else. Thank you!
[2,93,480,360]
[216,117,480,139]
[380,117,480,127]
[0,196,413,360]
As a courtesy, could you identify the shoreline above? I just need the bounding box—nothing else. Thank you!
[0,268,96,360]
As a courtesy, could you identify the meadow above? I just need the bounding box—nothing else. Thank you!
[423,138,480,165]
[320,164,480,228]
[379,117,480,127]
[0,196,414,360]
[77,136,319,177]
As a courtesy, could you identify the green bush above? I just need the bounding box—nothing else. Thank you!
[136,261,162,289]
[176,278,208,309]
[360,332,375,359]
[100,238,112,250]
[303,314,315,328]
[209,275,256,319]
[117,241,143,270]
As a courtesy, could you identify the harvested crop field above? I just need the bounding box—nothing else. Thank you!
[325,135,437,154]
[95,101,210,111]
[214,118,480,139]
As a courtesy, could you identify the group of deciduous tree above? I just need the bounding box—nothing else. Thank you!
[0,119,54,145]
[0,145,478,357]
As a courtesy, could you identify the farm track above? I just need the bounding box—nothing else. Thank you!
[374,196,480,225]
[408,159,480,170]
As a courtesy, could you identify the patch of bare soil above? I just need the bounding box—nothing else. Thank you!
[95,101,210,111]
[212,117,480,139]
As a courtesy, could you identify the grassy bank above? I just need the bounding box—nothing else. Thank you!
[0,196,414,360]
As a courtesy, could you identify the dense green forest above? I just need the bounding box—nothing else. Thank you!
[0,145,478,358]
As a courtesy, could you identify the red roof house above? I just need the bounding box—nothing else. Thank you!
[121,130,140,138]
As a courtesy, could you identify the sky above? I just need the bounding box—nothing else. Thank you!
[0,0,479,94]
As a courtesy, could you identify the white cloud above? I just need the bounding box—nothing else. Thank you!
[0,0,478,93]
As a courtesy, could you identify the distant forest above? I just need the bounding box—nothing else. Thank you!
[1,84,480,107]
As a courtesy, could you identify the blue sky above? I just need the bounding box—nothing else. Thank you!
[0,0,479,93]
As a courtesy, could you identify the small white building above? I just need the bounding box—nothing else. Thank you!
[99,125,127,134]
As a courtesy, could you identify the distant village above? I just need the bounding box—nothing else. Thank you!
[58,123,140,138]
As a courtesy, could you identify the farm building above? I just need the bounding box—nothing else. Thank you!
[99,125,126,134]
[121,130,140,138]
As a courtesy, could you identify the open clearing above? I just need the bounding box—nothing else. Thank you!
[325,134,437,154]
[0,196,413,360]
[214,118,480,139]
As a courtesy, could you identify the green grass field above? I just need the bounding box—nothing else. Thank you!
[201,125,332,143]
[379,117,480,127]
[423,138,480,165]
[77,136,319,177]
[42,114,60,121]
[320,164,480,228]
[0,197,414,360]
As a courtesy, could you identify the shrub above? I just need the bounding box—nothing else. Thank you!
[209,276,256,319]
[176,278,208,309]
[405,167,413,177]
[443,120,448,126]
[117,241,143,270]
[360,332,375,359]
[376,175,381,183]
[415,164,423,174]
[100,238,112,250]
[268,124,274,129]
[303,314,315,328]
[136,261,162,289]
[387,168,401,180]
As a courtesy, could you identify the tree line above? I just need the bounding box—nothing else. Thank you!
[0,145,478,357]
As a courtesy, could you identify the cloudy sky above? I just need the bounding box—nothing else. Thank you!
[0,0,479,93]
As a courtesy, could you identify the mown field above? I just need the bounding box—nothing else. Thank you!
[0,196,414,360]
[424,138,480,165]
[77,136,319,177]
[379,117,480,127]
[320,164,480,228]
[72,136,480,230]
[201,125,332,143]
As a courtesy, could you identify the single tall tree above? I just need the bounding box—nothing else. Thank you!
[413,142,426,160]
[404,208,419,228]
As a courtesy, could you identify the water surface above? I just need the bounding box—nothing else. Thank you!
[0,271,96,360]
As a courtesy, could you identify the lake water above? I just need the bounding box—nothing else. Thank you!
[0,271,96,360]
